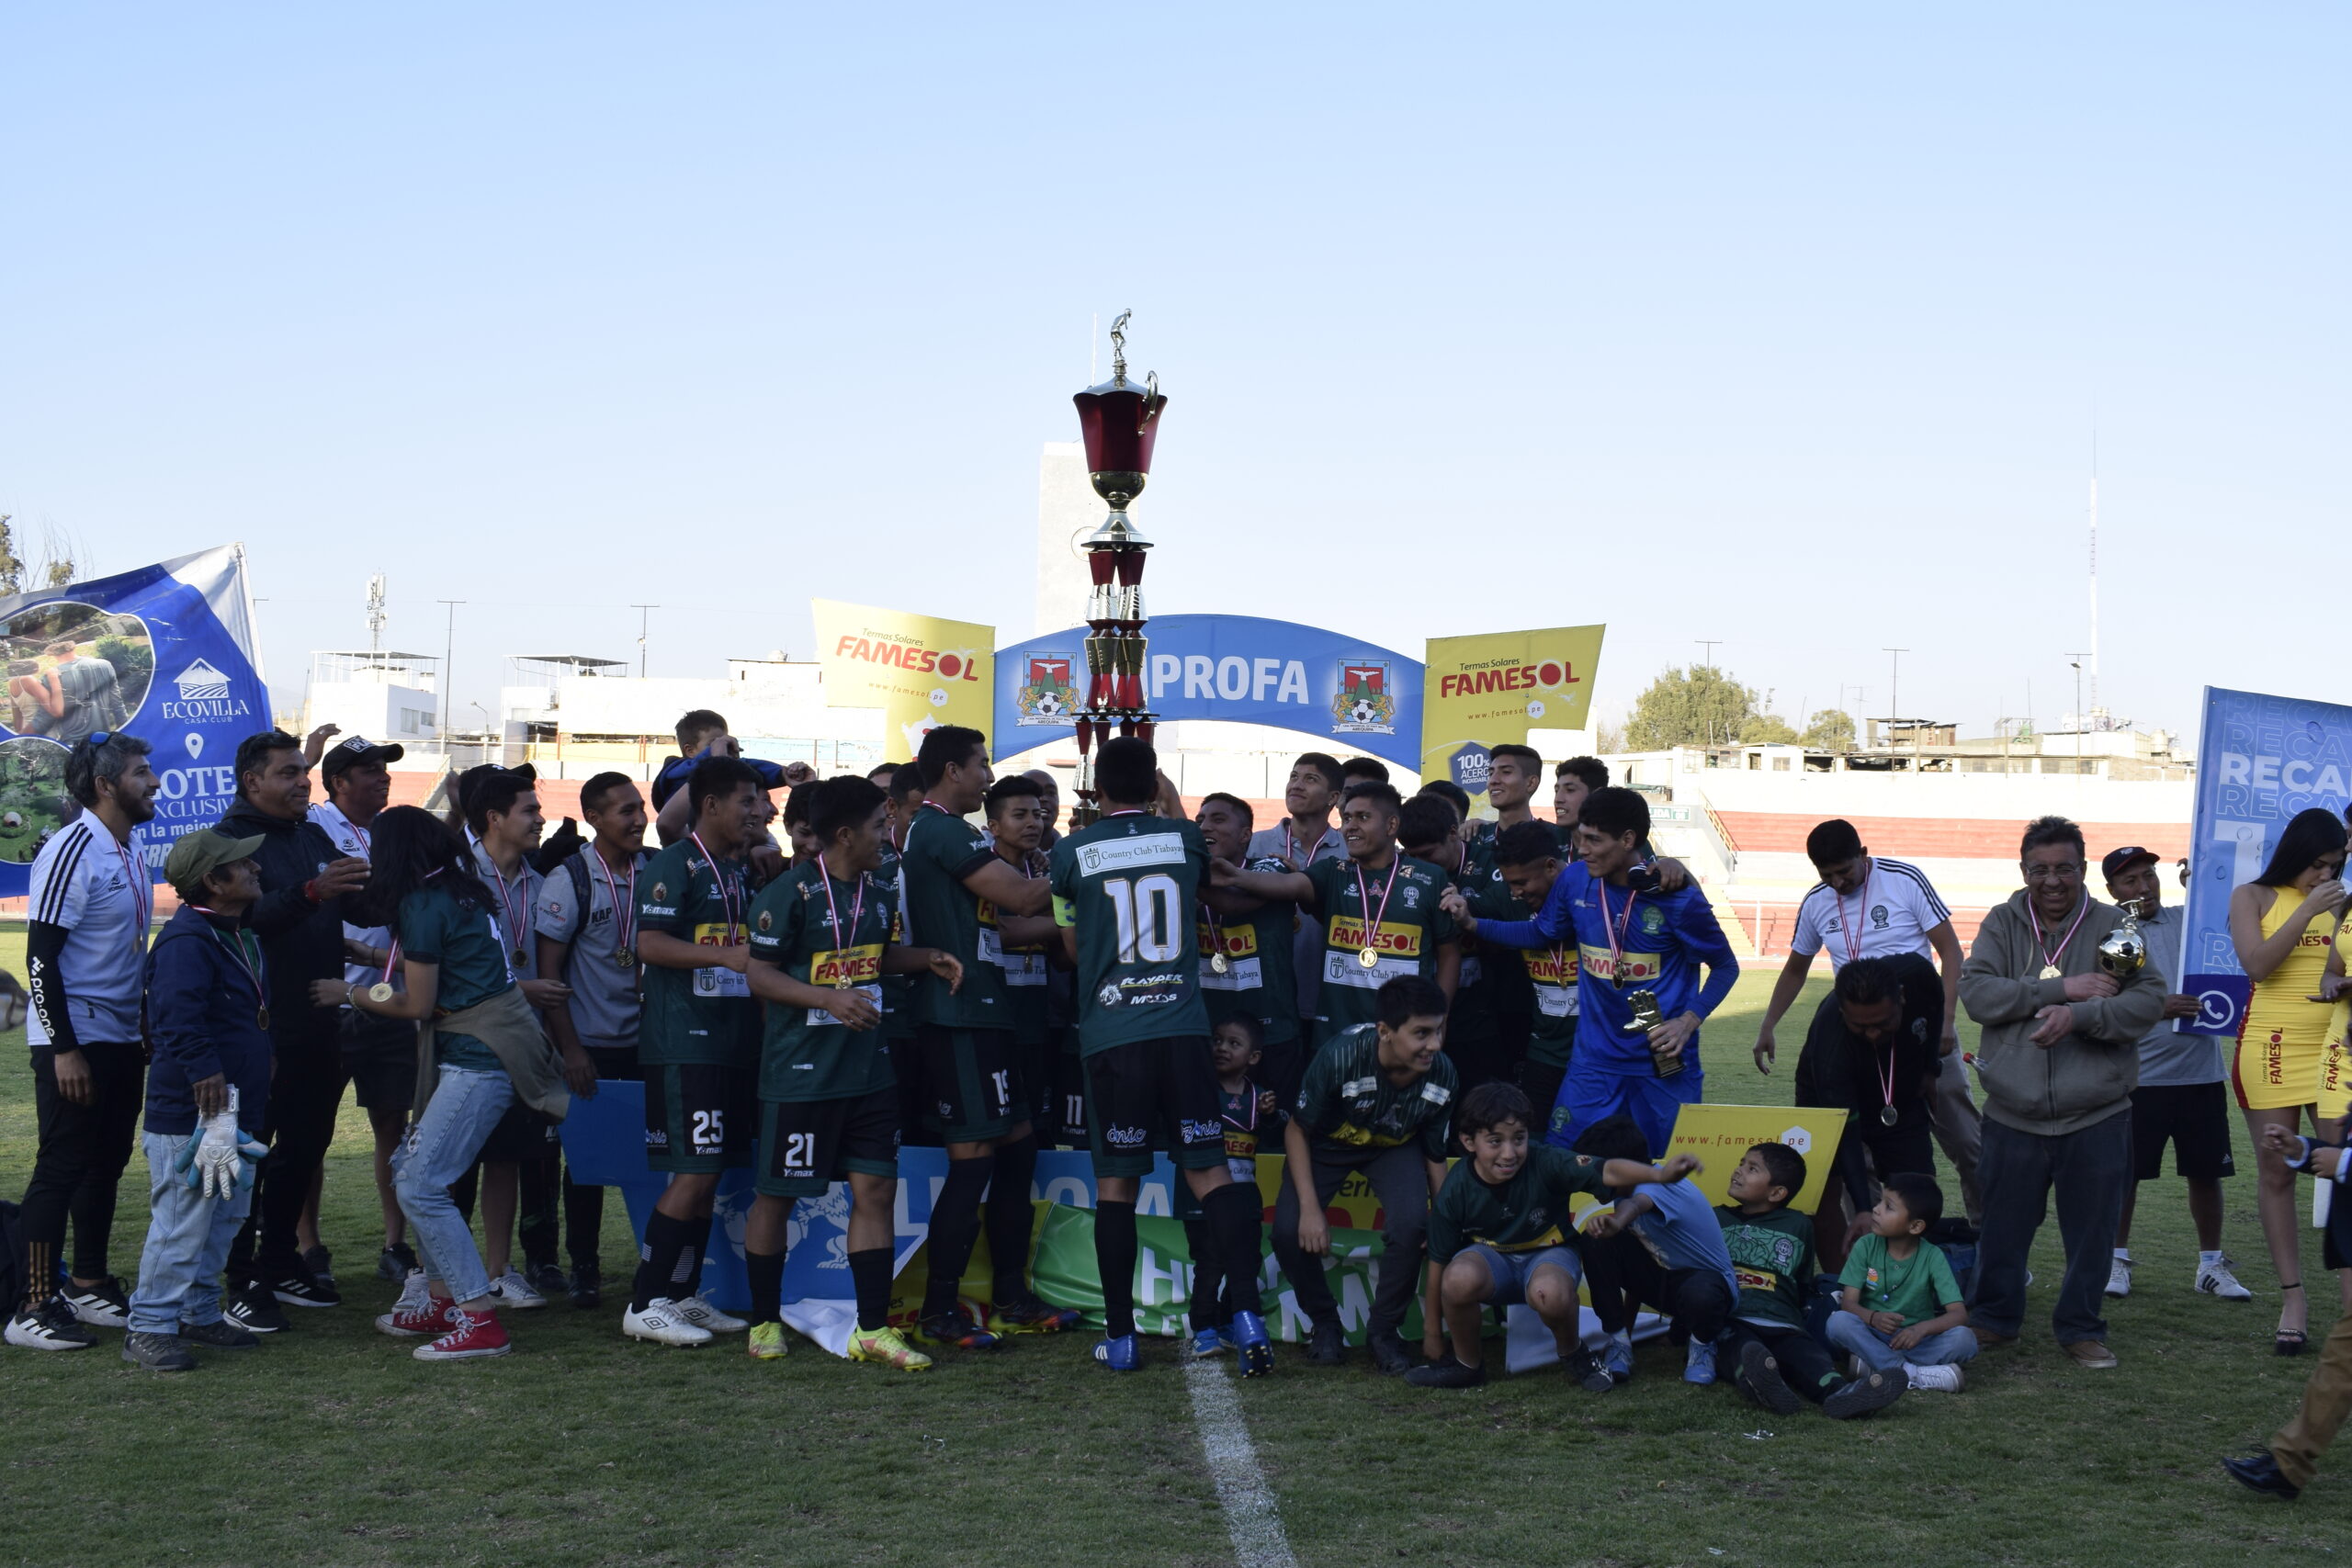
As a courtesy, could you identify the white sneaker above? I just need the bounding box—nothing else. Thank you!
[673,1292,747,1334]
[2198,1256,2256,1301]
[5,1301,96,1351]
[623,1298,714,1347]
[490,1269,548,1310]
[62,1278,130,1328]
[1905,1361,1964,1393]
[2105,1256,2132,1298]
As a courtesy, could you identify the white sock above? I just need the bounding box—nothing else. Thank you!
[2199,1249,2225,1266]
[2112,1247,2132,1261]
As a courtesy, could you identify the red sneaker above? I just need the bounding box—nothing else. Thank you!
[413,1307,512,1361]
[376,1296,458,1338]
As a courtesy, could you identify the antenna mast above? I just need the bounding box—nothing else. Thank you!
[365,573,387,657]
[2086,434,2099,724]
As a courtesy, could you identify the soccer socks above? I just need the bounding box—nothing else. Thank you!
[849,1247,893,1333]
[747,1248,786,1327]
[631,1211,691,1313]
[1096,1200,1139,1339]
[680,1213,713,1300]
[922,1156,994,1318]
[985,1134,1040,1301]
[1201,1183,1265,1316]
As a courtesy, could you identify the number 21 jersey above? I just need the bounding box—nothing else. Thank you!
[1049,810,1211,1055]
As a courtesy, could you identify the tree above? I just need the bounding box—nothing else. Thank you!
[1801,708,1857,750]
[1623,664,1758,750]
[1741,712,1800,745]
[43,558,74,589]
[1593,720,1627,755]
[0,516,21,597]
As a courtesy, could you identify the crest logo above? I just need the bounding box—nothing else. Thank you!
[1331,660,1396,734]
[1015,654,1078,726]
[174,659,230,701]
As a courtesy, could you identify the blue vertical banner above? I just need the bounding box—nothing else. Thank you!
[994,614,1426,773]
[0,545,268,894]
[2181,685,2352,1036]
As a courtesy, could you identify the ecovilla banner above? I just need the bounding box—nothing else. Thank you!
[1419,625,1606,799]
[810,599,994,759]
[0,545,267,895]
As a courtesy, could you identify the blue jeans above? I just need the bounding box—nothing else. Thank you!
[392,1066,514,1306]
[1459,1244,1580,1307]
[1826,1310,1978,1371]
[129,1130,253,1335]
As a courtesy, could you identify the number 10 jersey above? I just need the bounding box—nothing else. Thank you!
[1049,810,1212,1057]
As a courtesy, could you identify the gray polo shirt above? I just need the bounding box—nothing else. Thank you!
[537,844,650,1053]
[2132,904,2222,1088]
[471,841,545,985]
[1247,821,1346,1023]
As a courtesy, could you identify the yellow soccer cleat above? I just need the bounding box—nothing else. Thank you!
[747,1321,789,1361]
[847,1324,933,1371]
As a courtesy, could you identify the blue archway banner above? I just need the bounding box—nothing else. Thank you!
[993,614,1425,772]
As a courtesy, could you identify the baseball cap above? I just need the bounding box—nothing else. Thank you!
[2100,845,2158,881]
[320,734,406,778]
[166,827,266,899]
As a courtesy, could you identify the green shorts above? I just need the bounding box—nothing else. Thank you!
[916,1024,1028,1144]
[643,1062,756,1174]
[755,1089,901,1198]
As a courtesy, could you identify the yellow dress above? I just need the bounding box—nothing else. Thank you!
[2233,890,2340,1111]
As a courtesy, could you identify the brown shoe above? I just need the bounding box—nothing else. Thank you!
[2063,1339,2117,1369]
[1974,1331,2019,1350]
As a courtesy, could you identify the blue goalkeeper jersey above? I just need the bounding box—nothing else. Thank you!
[1475,861,1737,1076]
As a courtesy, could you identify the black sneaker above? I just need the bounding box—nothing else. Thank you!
[569,1262,603,1311]
[120,1330,197,1372]
[269,1269,341,1309]
[376,1243,419,1282]
[1367,1329,1413,1376]
[5,1297,96,1351]
[913,1307,1001,1350]
[63,1276,130,1329]
[1822,1368,1905,1420]
[301,1245,335,1289]
[1405,1356,1487,1389]
[1561,1345,1616,1393]
[527,1261,570,1300]
[224,1290,289,1335]
[1306,1319,1346,1366]
[178,1318,260,1349]
[1733,1339,1805,1416]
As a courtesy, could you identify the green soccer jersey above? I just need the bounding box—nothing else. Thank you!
[1462,861,1579,1070]
[1717,1204,1815,1329]
[1197,854,1301,1047]
[1428,1144,1613,1266]
[901,804,1012,1031]
[1048,811,1211,1055]
[876,839,916,1043]
[637,838,761,1069]
[983,852,1053,1046]
[1292,1021,1458,1165]
[1437,844,1498,1055]
[1304,852,1456,1045]
[747,859,899,1103]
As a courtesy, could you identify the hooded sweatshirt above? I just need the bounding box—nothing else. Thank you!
[1960,888,2164,1135]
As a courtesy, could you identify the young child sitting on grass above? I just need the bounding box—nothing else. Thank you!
[1576,1114,1739,1386]
[1717,1143,1904,1418]
[1179,1018,1284,1359]
[1828,1171,1976,1392]
[1408,1082,1702,1389]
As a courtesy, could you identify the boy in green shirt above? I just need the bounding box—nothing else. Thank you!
[1408,1080,1700,1389]
[1829,1171,1976,1392]
[738,774,965,1372]
[1718,1143,1905,1418]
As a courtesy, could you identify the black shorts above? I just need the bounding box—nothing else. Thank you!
[644,1062,757,1173]
[1051,1043,1090,1148]
[340,1008,417,1114]
[582,1043,642,1084]
[1084,1035,1227,1179]
[755,1088,900,1197]
[480,1100,560,1163]
[917,1024,1027,1144]
[2132,1079,2235,1182]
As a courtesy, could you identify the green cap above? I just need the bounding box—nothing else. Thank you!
[165,827,266,898]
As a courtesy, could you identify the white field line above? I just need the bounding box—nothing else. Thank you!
[1182,1356,1300,1568]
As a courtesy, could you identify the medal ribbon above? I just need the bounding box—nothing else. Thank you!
[1838,864,1872,969]
[818,864,867,985]
[688,830,743,944]
[591,846,638,954]
[2027,895,2092,974]
[1354,856,1402,963]
[489,859,531,963]
[1875,1034,1898,1118]
[116,836,150,945]
[1597,877,1640,983]
[192,914,266,1017]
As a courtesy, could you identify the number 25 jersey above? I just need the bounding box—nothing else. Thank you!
[1049,811,1212,1056]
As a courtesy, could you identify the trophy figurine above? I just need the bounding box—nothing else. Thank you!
[1621,988,1682,1077]
[1065,309,1167,777]
[2098,897,2148,979]
[1070,310,1167,550]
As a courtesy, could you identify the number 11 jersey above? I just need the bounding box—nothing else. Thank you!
[1049,809,1212,1056]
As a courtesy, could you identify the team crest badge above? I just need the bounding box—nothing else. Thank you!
[1640,905,1666,934]
[1330,660,1396,734]
[1016,654,1079,726]
[650,882,667,902]
[757,909,775,931]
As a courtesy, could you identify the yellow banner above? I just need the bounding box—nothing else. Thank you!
[810,599,994,757]
[1419,625,1605,797]
[1664,1102,1851,1213]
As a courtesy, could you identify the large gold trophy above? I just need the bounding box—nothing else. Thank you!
[1068,310,1168,826]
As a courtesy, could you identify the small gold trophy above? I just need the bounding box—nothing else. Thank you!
[1621,988,1681,1077]
[2098,897,2148,979]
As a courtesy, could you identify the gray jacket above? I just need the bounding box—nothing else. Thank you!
[1961,889,2164,1135]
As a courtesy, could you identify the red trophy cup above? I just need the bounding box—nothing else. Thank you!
[1067,310,1168,821]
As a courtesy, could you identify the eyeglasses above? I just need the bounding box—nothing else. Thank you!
[2024,863,2085,881]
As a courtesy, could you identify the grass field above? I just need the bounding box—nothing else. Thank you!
[2,950,2345,1568]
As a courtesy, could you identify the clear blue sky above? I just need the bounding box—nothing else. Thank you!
[6,6,2342,741]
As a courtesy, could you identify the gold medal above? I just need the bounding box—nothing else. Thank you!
[368,982,395,1004]
[1208,950,1230,976]
[614,947,636,970]
[256,1006,272,1032]
[1358,945,1380,970]
[513,947,527,966]
[2039,964,2063,980]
